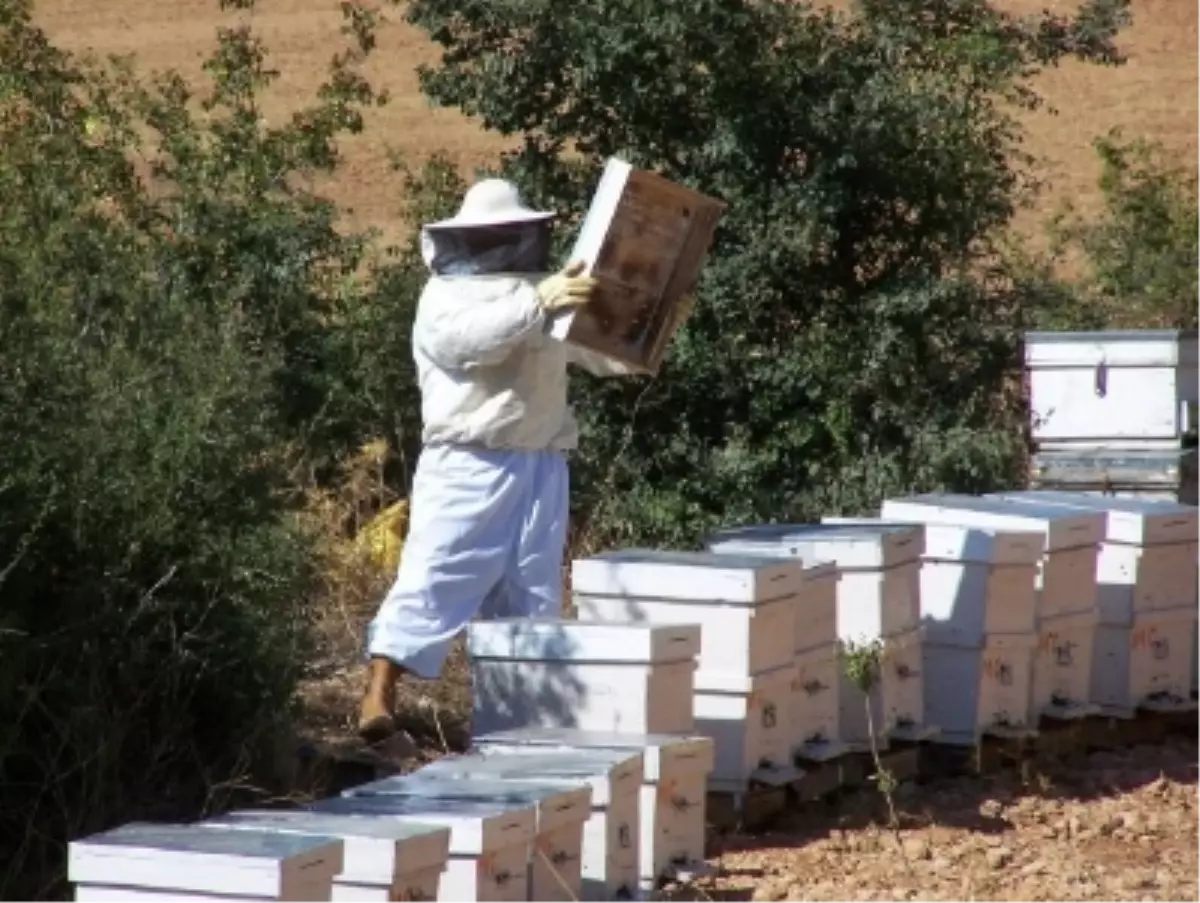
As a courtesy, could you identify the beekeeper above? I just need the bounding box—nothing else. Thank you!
[358,178,693,745]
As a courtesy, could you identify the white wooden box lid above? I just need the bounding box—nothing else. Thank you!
[343,776,591,833]
[417,749,644,805]
[309,795,535,856]
[881,494,1104,551]
[348,773,590,835]
[707,523,923,570]
[1024,329,1198,368]
[467,617,700,663]
[571,549,804,601]
[472,728,715,782]
[985,490,1198,546]
[200,811,450,884]
[823,516,1043,566]
[68,822,343,889]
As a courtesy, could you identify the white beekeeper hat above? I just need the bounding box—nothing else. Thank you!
[423,178,556,230]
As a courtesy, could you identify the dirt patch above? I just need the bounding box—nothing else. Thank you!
[677,738,1198,902]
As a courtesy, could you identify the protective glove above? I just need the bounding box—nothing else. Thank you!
[670,293,696,331]
[536,260,598,313]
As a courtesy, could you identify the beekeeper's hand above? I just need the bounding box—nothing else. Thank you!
[671,293,696,330]
[536,260,597,312]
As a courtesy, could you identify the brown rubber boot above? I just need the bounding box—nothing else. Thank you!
[355,658,417,754]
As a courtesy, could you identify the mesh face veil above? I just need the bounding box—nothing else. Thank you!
[420,220,554,276]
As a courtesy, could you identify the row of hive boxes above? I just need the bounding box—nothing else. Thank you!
[470,489,1198,768]
[70,732,716,902]
[875,490,1198,721]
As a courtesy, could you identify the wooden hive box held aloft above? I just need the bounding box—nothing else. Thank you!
[548,157,726,373]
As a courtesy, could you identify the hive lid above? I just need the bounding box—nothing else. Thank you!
[986,490,1198,547]
[309,794,535,856]
[822,516,1042,566]
[467,617,700,663]
[881,494,1104,552]
[68,822,342,893]
[1023,328,1198,367]
[200,811,450,884]
[472,728,715,782]
[342,776,591,834]
[570,548,804,602]
[706,522,922,570]
[402,749,644,806]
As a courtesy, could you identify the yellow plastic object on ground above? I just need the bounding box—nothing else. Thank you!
[355,499,409,574]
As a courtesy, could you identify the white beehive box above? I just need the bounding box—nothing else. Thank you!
[1024,328,1198,447]
[795,562,840,653]
[988,490,1199,623]
[794,630,934,753]
[310,794,534,902]
[1033,611,1100,719]
[824,516,1043,644]
[468,618,700,736]
[69,823,343,902]
[410,750,644,902]
[343,776,591,902]
[881,494,1103,620]
[472,729,714,890]
[707,523,922,644]
[877,627,934,742]
[72,888,331,903]
[571,549,803,676]
[197,810,449,903]
[925,632,1039,745]
[791,643,847,760]
[693,663,804,790]
[1092,610,1198,715]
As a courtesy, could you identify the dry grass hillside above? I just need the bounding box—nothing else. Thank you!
[35,0,1198,248]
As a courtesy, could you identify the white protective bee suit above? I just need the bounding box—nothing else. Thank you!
[366,179,635,679]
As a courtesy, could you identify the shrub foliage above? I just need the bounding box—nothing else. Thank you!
[0,0,422,895]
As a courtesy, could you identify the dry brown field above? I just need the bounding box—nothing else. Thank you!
[33,0,1197,249]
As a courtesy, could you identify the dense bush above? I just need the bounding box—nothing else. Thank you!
[403,0,1132,546]
[1015,132,1199,331]
[0,1,422,896]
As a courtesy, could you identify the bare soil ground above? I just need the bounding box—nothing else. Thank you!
[31,2,1199,898]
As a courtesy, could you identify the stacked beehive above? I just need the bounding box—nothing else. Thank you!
[197,810,451,902]
[566,550,805,791]
[1024,328,1198,505]
[988,490,1198,714]
[706,523,935,752]
[465,614,717,896]
[68,822,348,902]
[823,516,1043,743]
[881,494,1107,721]
[342,753,630,901]
[472,728,715,887]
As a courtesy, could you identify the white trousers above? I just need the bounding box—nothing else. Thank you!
[367,444,569,678]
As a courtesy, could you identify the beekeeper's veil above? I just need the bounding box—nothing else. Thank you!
[420,179,555,276]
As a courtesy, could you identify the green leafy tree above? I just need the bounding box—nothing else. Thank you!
[402,0,1131,545]
[1023,132,1198,330]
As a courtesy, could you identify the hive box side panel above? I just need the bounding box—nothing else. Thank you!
[550,159,724,373]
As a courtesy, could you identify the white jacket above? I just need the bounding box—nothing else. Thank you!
[411,274,632,451]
